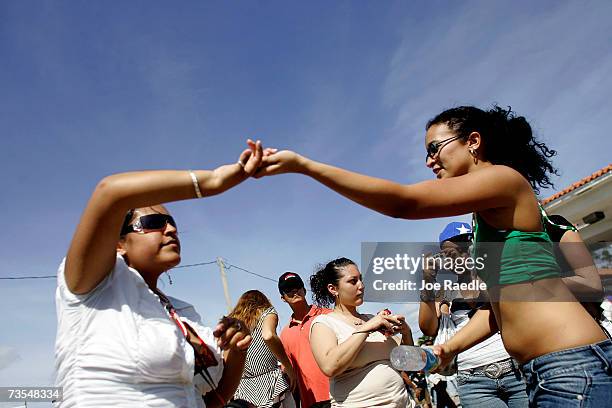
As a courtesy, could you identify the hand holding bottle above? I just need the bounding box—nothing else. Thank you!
[390,345,441,372]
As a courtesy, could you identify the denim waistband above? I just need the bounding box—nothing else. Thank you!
[520,339,612,382]
[459,357,519,379]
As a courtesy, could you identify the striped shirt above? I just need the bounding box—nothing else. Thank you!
[233,307,290,407]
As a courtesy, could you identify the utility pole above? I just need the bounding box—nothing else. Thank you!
[217,257,232,313]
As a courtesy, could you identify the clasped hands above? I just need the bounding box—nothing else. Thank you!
[355,309,412,339]
[235,139,303,179]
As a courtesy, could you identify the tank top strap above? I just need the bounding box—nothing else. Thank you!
[538,203,577,234]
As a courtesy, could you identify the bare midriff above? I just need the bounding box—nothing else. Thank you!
[490,278,606,364]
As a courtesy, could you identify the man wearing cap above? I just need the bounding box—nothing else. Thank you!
[419,222,528,408]
[278,272,332,408]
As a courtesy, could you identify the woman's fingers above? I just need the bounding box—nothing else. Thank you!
[214,317,252,350]
[253,164,282,179]
[244,140,263,173]
[238,148,252,167]
[212,321,227,338]
[253,150,298,179]
[247,138,257,151]
[374,315,394,329]
[227,329,247,348]
[381,314,403,326]
[236,335,252,351]
[216,325,237,348]
[263,147,278,156]
[378,314,409,334]
[432,343,455,369]
[253,153,282,178]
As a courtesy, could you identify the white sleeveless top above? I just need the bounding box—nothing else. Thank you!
[451,308,511,370]
[54,255,223,407]
[310,314,410,408]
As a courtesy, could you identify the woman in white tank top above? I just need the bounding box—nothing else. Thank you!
[308,257,416,408]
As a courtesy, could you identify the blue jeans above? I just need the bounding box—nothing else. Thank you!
[520,340,612,407]
[456,368,528,408]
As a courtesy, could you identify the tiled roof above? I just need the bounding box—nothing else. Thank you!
[542,164,612,205]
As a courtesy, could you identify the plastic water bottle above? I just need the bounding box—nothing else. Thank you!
[390,345,441,372]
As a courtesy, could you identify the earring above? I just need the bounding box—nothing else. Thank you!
[469,148,478,164]
[166,271,173,285]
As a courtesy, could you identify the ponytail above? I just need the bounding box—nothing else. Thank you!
[427,105,558,192]
[310,257,356,307]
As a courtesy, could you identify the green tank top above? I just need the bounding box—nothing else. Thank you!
[472,210,561,287]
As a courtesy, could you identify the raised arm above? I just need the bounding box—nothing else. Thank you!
[419,300,440,337]
[65,142,263,294]
[418,264,440,337]
[261,313,296,390]
[256,151,522,219]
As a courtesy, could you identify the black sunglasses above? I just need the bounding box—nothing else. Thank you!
[426,135,464,160]
[282,287,304,297]
[121,214,177,235]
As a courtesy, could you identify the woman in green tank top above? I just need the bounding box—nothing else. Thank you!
[252,105,611,407]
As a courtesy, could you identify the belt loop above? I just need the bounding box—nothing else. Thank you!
[520,359,532,381]
[511,358,521,379]
[591,343,612,374]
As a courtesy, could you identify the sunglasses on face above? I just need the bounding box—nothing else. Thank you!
[121,214,177,235]
[283,288,303,297]
[426,134,464,160]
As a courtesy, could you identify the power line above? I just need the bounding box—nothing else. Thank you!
[0,259,277,282]
[223,260,277,283]
[172,260,217,269]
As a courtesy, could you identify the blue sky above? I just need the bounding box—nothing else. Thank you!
[1,1,611,404]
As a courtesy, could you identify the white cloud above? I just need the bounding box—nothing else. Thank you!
[380,1,612,185]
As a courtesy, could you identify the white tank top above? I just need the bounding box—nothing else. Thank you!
[310,314,410,407]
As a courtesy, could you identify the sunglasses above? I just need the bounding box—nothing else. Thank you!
[121,214,177,235]
[283,288,304,297]
[426,135,464,160]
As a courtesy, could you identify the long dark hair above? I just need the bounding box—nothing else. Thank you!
[426,105,558,193]
[310,257,356,307]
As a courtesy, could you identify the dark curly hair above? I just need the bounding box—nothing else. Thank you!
[426,105,558,193]
[310,257,356,307]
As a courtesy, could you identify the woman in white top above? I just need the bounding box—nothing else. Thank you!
[308,257,415,408]
[55,140,266,407]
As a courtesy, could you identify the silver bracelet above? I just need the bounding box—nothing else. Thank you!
[188,171,203,198]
